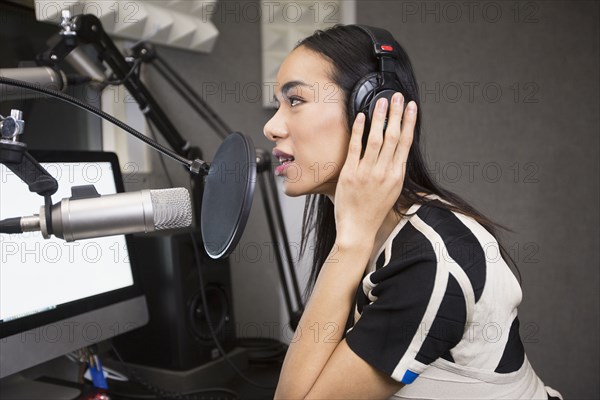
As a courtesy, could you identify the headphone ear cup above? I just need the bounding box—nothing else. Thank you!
[368,88,397,129]
[349,73,379,152]
[350,72,379,122]
[360,89,395,150]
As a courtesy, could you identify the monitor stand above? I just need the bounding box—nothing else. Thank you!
[0,375,80,400]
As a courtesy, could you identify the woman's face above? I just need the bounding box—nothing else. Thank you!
[264,45,350,198]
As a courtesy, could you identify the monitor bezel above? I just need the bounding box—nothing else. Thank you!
[0,150,146,339]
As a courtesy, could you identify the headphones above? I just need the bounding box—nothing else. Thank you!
[348,25,403,150]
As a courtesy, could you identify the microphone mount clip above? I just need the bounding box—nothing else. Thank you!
[0,110,58,236]
[0,109,25,141]
[59,10,77,37]
[0,110,58,198]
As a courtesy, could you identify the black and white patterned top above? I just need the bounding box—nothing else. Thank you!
[344,196,561,399]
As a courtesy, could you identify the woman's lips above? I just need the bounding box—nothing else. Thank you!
[273,149,295,176]
[275,160,294,176]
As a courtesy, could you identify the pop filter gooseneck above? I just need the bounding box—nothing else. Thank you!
[0,76,256,259]
[201,132,256,259]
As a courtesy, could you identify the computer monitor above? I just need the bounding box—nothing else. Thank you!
[0,151,149,383]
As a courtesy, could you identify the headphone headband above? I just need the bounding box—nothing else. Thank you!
[354,25,398,74]
[354,25,397,58]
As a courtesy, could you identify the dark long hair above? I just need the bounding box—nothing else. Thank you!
[296,25,519,303]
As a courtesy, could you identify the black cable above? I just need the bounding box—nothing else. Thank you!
[0,76,193,171]
[188,228,277,391]
[136,61,177,188]
[105,58,143,86]
[134,62,178,189]
[155,55,232,135]
[151,61,228,140]
[154,55,232,138]
[110,344,239,400]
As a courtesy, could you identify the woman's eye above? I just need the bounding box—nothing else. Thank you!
[289,97,303,107]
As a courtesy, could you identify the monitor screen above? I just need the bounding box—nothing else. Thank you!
[0,151,148,379]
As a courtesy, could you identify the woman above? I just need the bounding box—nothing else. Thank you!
[263,24,561,400]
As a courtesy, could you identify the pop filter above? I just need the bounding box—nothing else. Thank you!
[201,132,256,259]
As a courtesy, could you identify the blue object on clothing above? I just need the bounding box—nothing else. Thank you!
[401,370,419,384]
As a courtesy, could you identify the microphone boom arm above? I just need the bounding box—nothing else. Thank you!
[39,12,192,159]
[0,77,208,175]
[37,11,208,225]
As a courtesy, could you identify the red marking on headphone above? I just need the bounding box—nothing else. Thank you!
[381,45,394,51]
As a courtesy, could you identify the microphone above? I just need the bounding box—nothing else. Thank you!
[0,67,68,100]
[0,54,104,100]
[0,186,192,241]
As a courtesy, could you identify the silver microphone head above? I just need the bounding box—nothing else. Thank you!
[42,187,194,241]
[150,188,193,230]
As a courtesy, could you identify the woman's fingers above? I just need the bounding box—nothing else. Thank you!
[376,92,404,167]
[361,97,388,166]
[393,100,417,167]
[344,112,366,171]
[351,94,416,178]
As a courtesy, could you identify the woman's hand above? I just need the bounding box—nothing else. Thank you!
[334,92,417,248]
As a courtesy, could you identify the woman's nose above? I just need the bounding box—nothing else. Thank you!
[263,113,288,142]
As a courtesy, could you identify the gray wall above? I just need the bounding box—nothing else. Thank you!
[139,1,598,398]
